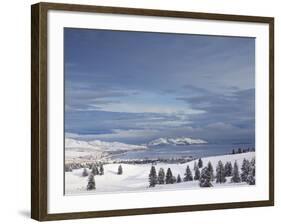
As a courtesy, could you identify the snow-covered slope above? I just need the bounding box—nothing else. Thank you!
[66,138,147,152]
[148,137,207,146]
[65,151,255,195]
[65,138,147,163]
[88,140,147,152]
[65,138,101,150]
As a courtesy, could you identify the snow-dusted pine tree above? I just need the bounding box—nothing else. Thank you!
[65,164,72,172]
[246,158,255,185]
[216,160,226,183]
[250,158,255,177]
[231,161,241,183]
[184,165,193,181]
[165,168,173,184]
[177,174,182,183]
[87,173,96,190]
[82,168,89,177]
[207,161,214,181]
[198,158,203,168]
[241,159,251,182]
[117,164,123,175]
[246,172,255,185]
[193,161,198,171]
[91,164,99,175]
[171,176,177,184]
[99,164,104,175]
[194,166,200,180]
[199,167,213,187]
[224,162,233,177]
[149,166,158,187]
[158,168,165,184]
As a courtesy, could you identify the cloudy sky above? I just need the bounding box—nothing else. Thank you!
[64,28,255,145]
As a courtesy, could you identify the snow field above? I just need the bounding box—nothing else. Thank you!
[65,152,255,195]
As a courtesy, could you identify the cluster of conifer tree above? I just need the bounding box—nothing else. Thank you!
[197,158,255,187]
[149,166,178,187]
[83,163,105,190]
[85,164,124,190]
[148,158,255,188]
[82,163,104,177]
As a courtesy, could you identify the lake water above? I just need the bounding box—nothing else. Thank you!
[112,143,254,160]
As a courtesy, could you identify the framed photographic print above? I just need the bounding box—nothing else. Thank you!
[31,2,274,221]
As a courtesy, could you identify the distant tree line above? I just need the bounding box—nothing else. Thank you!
[231,147,255,155]
[114,157,193,165]
[65,161,108,172]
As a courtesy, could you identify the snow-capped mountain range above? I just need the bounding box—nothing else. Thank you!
[66,136,207,152]
[65,137,207,163]
[147,137,207,146]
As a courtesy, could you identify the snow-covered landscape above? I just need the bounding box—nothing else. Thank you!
[65,137,208,164]
[64,29,256,196]
[65,137,255,195]
[65,137,148,164]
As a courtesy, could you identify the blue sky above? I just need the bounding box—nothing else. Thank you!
[64,28,255,144]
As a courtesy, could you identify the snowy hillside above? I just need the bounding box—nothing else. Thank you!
[66,138,147,151]
[65,151,255,195]
[87,140,147,152]
[65,138,147,163]
[148,137,207,146]
[65,138,97,149]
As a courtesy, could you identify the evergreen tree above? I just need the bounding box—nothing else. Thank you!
[184,165,193,181]
[224,162,233,177]
[198,158,203,168]
[158,168,165,184]
[246,158,255,185]
[246,172,255,185]
[199,167,213,187]
[149,166,158,187]
[99,164,104,175]
[91,164,99,175]
[82,168,89,177]
[216,160,226,183]
[117,164,123,175]
[194,166,200,180]
[171,176,177,184]
[241,159,251,182]
[250,158,255,177]
[231,161,241,183]
[238,148,242,154]
[65,164,72,172]
[193,161,198,171]
[177,174,182,183]
[232,149,236,154]
[165,168,173,184]
[207,161,214,181]
[87,173,96,190]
